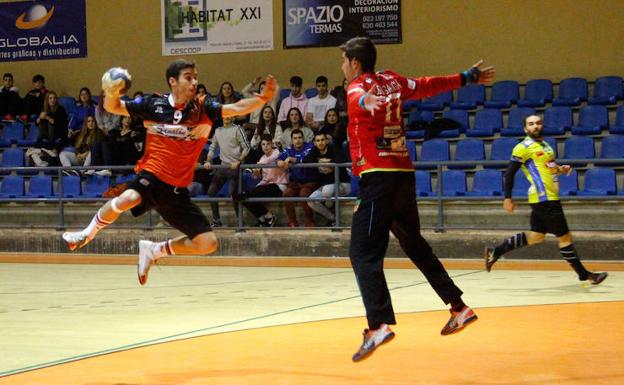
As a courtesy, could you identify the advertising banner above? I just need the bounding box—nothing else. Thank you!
[284,0,401,48]
[162,0,274,56]
[0,0,87,62]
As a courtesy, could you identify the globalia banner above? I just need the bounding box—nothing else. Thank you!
[283,0,401,48]
[0,0,87,62]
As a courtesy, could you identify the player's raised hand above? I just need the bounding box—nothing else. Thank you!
[559,164,572,176]
[463,60,495,85]
[503,198,515,213]
[362,88,384,115]
[102,67,131,97]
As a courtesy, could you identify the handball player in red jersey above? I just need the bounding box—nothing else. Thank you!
[63,59,277,285]
[341,37,495,362]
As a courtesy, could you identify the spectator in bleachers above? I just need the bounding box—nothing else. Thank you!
[280,107,314,148]
[68,87,96,135]
[304,132,350,226]
[111,115,145,167]
[250,105,283,151]
[90,92,121,174]
[242,76,279,124]
[485,114,608,285]
[216,81,246,126]
[197,84,208,98]
[318,108,347,146]
[277,75,308,124]
[277,129,317,227]
[95,91,121,135]
[331,78,348,123]
[305,75,337,131]
[22,74,47,119]
[235,134,287,227]
[0,73,22,120]
[59,115,101,175]
[26,91,67,167]
[205,115,250,227]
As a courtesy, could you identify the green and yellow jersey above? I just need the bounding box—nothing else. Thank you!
[511,137,559,203]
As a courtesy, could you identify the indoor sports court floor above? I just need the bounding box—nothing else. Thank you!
[1,257,623,385]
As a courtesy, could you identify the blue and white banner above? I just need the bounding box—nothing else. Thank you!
[161,0,274,56]
[284,0,401,48]
[0,0,87,62]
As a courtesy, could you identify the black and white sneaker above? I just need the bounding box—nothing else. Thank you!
[352,323,395,362]
[484,246,500,272]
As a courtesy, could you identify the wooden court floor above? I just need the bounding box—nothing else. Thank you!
[1,258,623,385]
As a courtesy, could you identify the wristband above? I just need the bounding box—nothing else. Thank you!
[358,95,366,110]
[462,67,481,84]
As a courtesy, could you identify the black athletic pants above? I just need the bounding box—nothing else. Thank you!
[349,171,463,330]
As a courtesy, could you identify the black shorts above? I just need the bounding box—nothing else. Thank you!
[127,171,211,239]
[529,200,569,237]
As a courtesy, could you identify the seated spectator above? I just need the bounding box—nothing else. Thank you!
[305,75,337,130]
[242,76,279,124]
[235,134,287,227]
[281,107,314,148]
[318,108,347,146]
[59,115,101,175]
[197,84,209,98]
[22,74,47,119]
[243,123,263,165]
[277,129,318,227]
[67,87,96,136]
[251,105,283,150]
[205,115,250,227]
[112,115,145,166]
[95,91,121,135]
[0,73,22,120]
[331,78,348,123]
[277,75,308,124]
[215,81,246,126]
[26,91,68,167]
[188,147,214,197]
[305,132,351,226]
[90,93,121,172]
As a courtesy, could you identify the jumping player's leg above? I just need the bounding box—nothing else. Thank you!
[63,189,142,250]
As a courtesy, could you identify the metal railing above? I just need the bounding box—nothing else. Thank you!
[1,157,624,231]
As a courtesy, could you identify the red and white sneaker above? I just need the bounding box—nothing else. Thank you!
[62,231,90,251]
[137,240,157,286]
[441,306,478,335]
[352,323,395,362]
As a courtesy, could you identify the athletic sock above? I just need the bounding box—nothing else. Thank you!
[151,240,174,261]
[493,232,527,257]
[559,244,590,280]
[82,209,112,239]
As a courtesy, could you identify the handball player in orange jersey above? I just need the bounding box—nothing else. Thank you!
[63,59,276,285]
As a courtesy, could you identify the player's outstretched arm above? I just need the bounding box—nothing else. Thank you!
[102,67,131,116]
[222,75,278,117]
[463,60,496,85]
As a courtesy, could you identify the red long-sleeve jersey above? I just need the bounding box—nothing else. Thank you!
[347,70,462,176]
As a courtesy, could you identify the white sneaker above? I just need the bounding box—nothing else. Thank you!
[62,231,90,251]
[138,240,157,285]
[95,169,112,176]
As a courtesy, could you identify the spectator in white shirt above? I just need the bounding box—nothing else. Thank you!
[305,75,337,131]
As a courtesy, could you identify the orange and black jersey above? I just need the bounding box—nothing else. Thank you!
[125,93,222,187]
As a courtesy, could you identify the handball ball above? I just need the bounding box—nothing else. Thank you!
[102,67,132,94]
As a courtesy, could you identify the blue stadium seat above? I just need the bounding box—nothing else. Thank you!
[512,171,530,197]
[0,121,24,147]
[552,77,588,107]
[450,84,485,110]
[57,96,77,117]
[467,108,502,137]
[543,106,572,136]
[26,175,53,198]
[417,139,449,169]
[406,140,417,161]
[115,173,136,185]
[562,136,594,166]
[450,139,485,169]
[0,147,24,175]
[349,174,360,197]
[558,169,579,196]
[467,169,502,196]
[486,137,519,169]
[484,80,519,108]
[304,87,318,98]
[17,123,38,146]
[83,175,110,197]
[417,91,453,111]
[0,175,25,198]
[588,76,623,105]
[414,170,431,197]
[599,135,624,166]
[441,109,468,137]
[500,107,536,137]
[543,137,558,158]
[571,105,608,135]
[517,79,553,107]
[440,170,466,196]
[578,167,616,195]
[402,99,420,112]
[609,105,624,135]
[56,175,82,198]
[406,110,434,139]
